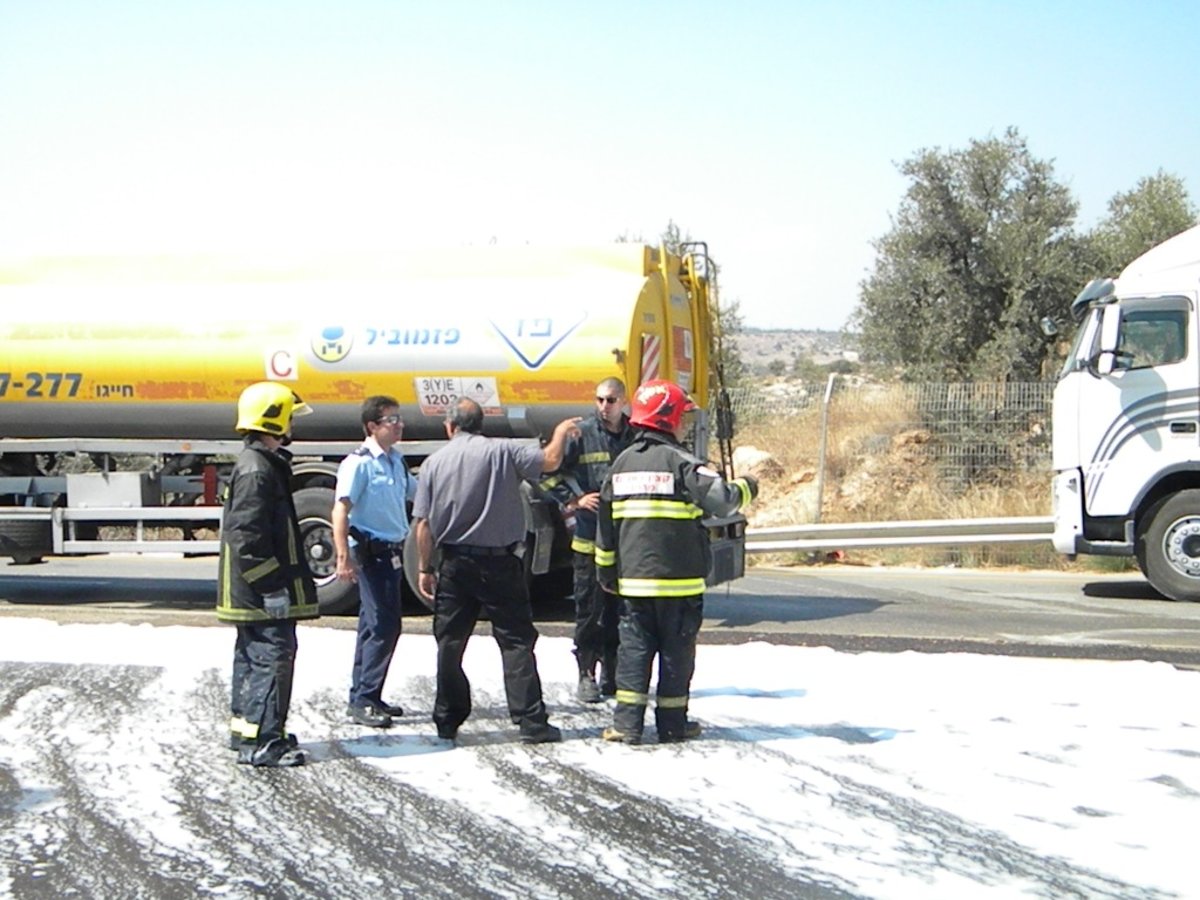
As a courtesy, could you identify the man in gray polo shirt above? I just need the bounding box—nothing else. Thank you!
[413,398,580,744]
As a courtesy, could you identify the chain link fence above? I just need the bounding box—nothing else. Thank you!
[726,379,1055,525]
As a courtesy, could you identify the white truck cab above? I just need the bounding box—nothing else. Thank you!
[1052,224,1200,600]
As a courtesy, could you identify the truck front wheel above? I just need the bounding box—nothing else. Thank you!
[293,486,360,615]
[1137,490,1200,602]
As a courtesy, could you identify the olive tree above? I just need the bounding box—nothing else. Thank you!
[1088,170,1197,277]
[854,129,1087,381]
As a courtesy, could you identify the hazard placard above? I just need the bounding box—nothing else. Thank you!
[414,376,501,416]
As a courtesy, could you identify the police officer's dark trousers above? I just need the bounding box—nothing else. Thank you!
[231,620,297,748]
[432,551,550,735]
[612,595,703,739]
[571,549,621,681]
[349,549,403,707]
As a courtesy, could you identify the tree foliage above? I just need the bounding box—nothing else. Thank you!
[854,129,1086,381]
[1088,170,1198,277]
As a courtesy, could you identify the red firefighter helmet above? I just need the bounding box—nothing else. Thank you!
[629,379,696,435]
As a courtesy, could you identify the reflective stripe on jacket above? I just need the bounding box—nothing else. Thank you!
[540,413,634,548]
[217,437,320,623]
[596,429,753,598]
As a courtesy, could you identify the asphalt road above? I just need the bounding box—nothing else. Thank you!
[705,565,1200,668]
[2,555,1199,667]
[2,556,1197,898]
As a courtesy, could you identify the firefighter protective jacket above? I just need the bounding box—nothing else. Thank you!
[217,437,320,623]
[596,429,754,598]
[540,413,634,554]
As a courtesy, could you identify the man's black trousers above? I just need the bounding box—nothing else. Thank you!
[432,552,549,736]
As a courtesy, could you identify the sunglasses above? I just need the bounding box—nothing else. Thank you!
[375,414,403,425]
[595,396,621,405]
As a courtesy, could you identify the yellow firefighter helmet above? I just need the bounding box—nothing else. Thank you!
[235,382,313,435]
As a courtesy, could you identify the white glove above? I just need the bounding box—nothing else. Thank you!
[262,590,290,619]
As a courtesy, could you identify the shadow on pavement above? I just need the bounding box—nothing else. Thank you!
[1081,579,1165,602]
[0,573,215,608]
[705,593,886,626]
[0,564,578,623]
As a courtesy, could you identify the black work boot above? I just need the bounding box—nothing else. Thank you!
[239,737,307,767]
[577,673,602,703]
[519,722,563,744]
[659,721,703,743]
[347,703,393,728]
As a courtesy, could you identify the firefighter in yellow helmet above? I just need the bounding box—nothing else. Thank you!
[218,382,320,767]
[596,380,759,744]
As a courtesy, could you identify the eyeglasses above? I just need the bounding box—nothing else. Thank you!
[375,414,402,425]
[595,396,621,405]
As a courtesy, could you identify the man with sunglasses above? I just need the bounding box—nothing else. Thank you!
[333,395,419,728]
[540,377,635,702]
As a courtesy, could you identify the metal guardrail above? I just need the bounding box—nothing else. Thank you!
[3,505,1053,557]
[744,516,1054,553]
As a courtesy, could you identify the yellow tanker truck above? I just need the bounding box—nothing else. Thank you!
[0,243,745,611]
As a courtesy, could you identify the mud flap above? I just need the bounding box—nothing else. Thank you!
[525,497,559,577]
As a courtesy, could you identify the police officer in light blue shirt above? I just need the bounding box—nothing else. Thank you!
[333,395,418,728]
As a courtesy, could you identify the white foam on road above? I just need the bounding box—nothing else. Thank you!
[0,617,1196,897]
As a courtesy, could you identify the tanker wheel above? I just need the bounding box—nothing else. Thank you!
[401,534,433,614]
[294,486,360,616]
[1136,490,1200,602]
[0,517,52,565]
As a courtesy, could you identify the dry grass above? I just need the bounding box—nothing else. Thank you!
[732,387,1128,572]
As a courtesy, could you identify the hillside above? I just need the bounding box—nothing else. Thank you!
[731,328,859,375]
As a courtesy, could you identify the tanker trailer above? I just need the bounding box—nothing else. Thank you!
[0,243,745,612]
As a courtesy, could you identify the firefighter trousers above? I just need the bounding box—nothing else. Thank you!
[612,595,703,739]
[571,549,620,679]
[231,620,298,748]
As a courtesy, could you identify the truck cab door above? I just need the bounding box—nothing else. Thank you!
[1077,295,1195,518]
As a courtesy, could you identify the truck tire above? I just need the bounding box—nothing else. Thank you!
[1137,489,1200,602]
[293,486,360,616]
[0,517,52,565]
[400,535,434,614]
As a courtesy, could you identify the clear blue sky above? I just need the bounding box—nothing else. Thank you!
[2,1,1197,330]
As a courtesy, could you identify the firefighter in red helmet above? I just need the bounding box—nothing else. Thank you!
[596,379,759,744]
